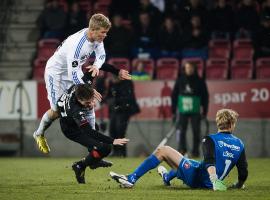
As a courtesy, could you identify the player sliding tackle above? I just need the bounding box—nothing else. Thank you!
[110,109,248,191]
[33,13,131,154]
[58,84,129,184]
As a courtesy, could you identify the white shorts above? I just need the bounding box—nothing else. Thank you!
[86,108,96,130]
[44,69,73,111]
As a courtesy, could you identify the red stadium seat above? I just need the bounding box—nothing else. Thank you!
[58,1,68,12]
[97,0,112,5]
[233,39,254,59]
[78,1,92,13]
[34,58,47,68]
[256,58,270,79]
[156,58,179,80]
[230,59,253,80]
[181,58,204,78]
[94,2,109,16]
[209,39,231,59]
[33,58,47,80]
[38,39,60,48]
[108,58,130,71]
[156,65,178,80]
[205,58,228,80]
[132,58,155,78]
[38,39,60,60]
[122,20,133,30]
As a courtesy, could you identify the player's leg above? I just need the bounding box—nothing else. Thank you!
[33,109,59,153]
[33,74,62,153]
[63,130,112,183]
[110,146,184,188]
[34,108,59,137]
[157,167,177,186]
[72,143,112,184]
[155,146,184,185]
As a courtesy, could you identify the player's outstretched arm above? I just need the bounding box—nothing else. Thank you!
[100,63,131,80]
[113,138,130,146]
[118,69,131,80]
[202,136,227,191]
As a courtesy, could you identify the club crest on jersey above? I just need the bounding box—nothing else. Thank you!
[72,60,78,68]
[184,162,191,169]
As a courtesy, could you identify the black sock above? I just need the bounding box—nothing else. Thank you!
[77,150,103,169]
[85,155,98,166]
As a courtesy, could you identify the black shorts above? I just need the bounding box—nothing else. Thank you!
[60,122,111,153]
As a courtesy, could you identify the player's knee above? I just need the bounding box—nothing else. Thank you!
[155,146,168,159]
[98,144,112,158]
[48,109,59,119]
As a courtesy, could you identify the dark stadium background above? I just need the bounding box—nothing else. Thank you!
[0,0,269,158]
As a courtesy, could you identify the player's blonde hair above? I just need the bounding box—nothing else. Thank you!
[89,13,111,31]
[216,109,239,130]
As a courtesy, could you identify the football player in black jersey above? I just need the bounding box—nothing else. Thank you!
[57,83,129,184]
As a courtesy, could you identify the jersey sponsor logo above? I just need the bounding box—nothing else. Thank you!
[99,55,105,60]
[72,60,78,68]
[218,141,240,151]
[223,151,234,158]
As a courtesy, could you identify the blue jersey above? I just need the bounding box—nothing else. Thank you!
[176,132,244,188]
[208,132,244,180]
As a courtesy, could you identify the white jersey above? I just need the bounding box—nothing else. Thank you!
[46,28,106,84]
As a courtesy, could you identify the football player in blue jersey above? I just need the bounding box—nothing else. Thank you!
[110,108,248,191]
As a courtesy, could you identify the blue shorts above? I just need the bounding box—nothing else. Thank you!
[176,157,202,188]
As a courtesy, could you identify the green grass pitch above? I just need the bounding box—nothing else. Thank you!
[0,158,269,200]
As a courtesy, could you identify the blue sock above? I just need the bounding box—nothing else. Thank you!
[127,154,160,184]
[166,170,177,182]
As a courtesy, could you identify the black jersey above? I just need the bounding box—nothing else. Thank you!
[57,85,114,144]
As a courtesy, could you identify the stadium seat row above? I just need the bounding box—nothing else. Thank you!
[57,0,111,15]
[209,39,254,60]
[33,56,270,81]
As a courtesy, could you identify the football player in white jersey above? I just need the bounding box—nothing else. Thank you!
[33,13,131,154]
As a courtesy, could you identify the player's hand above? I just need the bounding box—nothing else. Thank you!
[228,182,245,189]
[86,65,99,77]
[113,138,130,146]
[213,179,227,191]
[93,89,102,102]
[118,69,131,80]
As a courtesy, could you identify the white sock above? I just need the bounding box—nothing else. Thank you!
[35,112,55,136]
